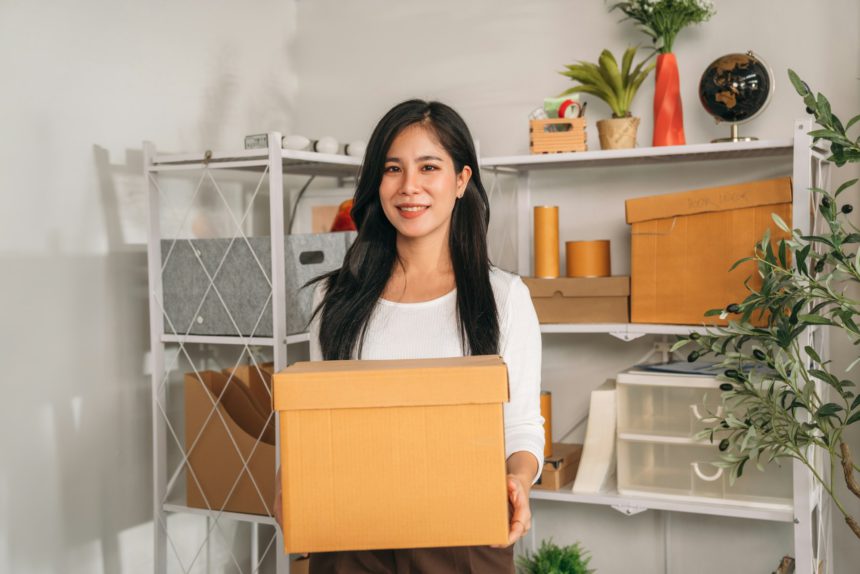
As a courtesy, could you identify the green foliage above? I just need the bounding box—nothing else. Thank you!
[559,47,655,118]
[516,539,593,574]
[672,70,860,540]
[608,0,716,53]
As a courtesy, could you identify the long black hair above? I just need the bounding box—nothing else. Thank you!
[311,99,499,360]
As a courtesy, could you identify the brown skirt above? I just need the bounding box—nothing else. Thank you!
[308,544,514,573]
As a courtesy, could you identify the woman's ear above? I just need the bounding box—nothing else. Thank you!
[456,165,473,198]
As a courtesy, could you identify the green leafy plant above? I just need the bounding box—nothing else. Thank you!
[609,0,716,53]
[673,70,860,539]
[516,538,593,574]
[559,46,655,118]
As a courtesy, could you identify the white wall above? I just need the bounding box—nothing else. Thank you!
[0,1,297,572]
[2,0,858,572]
[290,0,860,572]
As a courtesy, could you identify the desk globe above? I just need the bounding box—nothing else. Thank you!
[699,51,773,142]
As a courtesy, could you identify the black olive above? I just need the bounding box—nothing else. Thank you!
[690,332,701,340]
[719,383,734,391]
[720,420,730,429]
[726,303,741,314]
[719,439,730,452]
[688,350,700,362]
[842,204,853,214]
[753,349,766,361]
[724,369,740,380]
[805,106,814,115]
[815,260,826,273]
[822,197,832,209]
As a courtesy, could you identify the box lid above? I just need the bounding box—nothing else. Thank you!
[522,276,630,298]
[625,176,793,224]
[273,355,509,411]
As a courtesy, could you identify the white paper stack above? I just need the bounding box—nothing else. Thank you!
[571,379,617,494]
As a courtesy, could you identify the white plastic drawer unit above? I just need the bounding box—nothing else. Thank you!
[616,368,728,438]
[616,435,793,507]
[615,368,792,508]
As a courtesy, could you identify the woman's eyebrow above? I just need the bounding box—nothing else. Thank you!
[385,155,443,163]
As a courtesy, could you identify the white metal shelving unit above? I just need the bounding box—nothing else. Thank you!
[480,120,833,574]
[145,134,361,574]
[146,121,834,573]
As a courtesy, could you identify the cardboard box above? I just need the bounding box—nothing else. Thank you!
[184,372,275,516]
[533,443,583,491]
[626,177,792,326]
[273,356,511,553]
[522,277,630,323]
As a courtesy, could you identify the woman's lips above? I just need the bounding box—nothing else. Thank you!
[396,205,429,219]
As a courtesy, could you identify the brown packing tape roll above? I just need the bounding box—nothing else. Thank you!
[534,206,559,278]
[540,391,552,458]
[566,240,611,278]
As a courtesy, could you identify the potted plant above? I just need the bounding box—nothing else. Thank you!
[609,0,716,146]
[559,46,655,150]
[673,70,860,539]
[516,538,593,574]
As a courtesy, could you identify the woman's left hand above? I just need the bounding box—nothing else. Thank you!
[491,474,531,549]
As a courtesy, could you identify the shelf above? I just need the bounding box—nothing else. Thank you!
[163,503,276,526]
[161,333,309,346]
[481,139,793,171]
[150,148,361,177]
[540,323,709,341]
[530,485,794,523]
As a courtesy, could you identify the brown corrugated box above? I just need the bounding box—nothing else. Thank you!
[184,371,275,516]
[522,277,630,323]
[626,177,792,326]
[533,442,583,491]
[273,355,511,553]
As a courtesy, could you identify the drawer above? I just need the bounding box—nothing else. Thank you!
[617,436,793,507]
[617,368,730,439]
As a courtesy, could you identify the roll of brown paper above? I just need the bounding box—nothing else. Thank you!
[534,206,559,278]
[540,390,552,458]
[566,240,611,277]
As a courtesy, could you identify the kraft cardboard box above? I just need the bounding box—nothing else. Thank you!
[625,176,792,326]
[533,442,583,491]
[184,372,275,516]
[273,356,511,553]
[522,277,630,323]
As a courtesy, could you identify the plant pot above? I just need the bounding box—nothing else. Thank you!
[596,116,640,150]
[653,52,686,146]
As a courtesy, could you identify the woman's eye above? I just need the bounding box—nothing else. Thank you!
[384,165,400,173]
[422,164,439,171]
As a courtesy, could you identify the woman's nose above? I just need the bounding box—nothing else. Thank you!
[400,168,420,194]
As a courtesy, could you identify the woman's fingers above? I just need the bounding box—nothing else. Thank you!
[490,475,531,548]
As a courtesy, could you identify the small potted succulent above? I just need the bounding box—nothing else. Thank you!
[559,46,655,150]
[516,538,593,574]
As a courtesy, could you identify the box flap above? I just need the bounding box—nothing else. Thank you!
[625,177,793,224]
[273,355,509,411]
[523,276,630,298]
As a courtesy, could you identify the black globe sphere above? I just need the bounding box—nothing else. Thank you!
[699,52,773,124]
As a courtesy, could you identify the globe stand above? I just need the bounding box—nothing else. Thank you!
[712,123,757,143]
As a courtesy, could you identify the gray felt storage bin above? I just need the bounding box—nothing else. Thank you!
[161,232,356,336]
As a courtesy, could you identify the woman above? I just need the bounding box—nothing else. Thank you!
[294,99,544,573]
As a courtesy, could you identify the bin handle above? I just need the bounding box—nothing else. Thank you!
[689,404,724,423]
[692,462,723,482]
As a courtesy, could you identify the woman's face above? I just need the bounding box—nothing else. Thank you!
[379,124,471,243]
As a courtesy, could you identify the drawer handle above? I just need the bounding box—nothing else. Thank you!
[689,404,724,422]
[692,462,723,482]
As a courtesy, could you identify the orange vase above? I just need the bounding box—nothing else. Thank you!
[653,52,685,147]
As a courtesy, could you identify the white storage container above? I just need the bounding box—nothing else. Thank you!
[617,368,728,438]
[617,435,793,507]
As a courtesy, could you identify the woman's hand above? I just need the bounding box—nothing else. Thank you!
[491,474,532,549]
